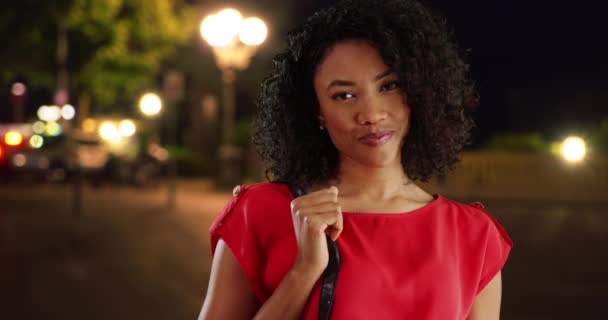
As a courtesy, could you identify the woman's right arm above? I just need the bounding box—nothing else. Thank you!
[200,186,343,320]
[199,239,320,320]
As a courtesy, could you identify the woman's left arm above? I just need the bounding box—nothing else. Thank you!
[466,271,503,320]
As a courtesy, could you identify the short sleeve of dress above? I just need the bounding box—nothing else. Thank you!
[209,184,265,301]
[470,202,513,295]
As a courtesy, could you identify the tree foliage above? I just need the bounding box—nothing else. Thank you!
[1,0,195,108]
[484,132,549,153]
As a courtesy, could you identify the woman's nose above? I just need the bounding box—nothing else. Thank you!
[356,96,387,125]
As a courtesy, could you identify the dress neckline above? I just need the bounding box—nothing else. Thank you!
[341,194,442,218]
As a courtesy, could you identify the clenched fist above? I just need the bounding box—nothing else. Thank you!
[290,186,343,277]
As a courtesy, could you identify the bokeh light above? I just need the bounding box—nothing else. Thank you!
[5,131,23,146]
[45,121,62,136]
[11,82,26,96]
[138,93,162,117]
[561,136,586,162]
[119,120,136,137]
[200,9,243,47]
[37,105,62,122]
[238,17,268,45]
[32,121,46,134]
[83,118,97,133]
[61,104,76,120]
[29,135,44,148]
[13,153,26,167]
[99,122,119,141]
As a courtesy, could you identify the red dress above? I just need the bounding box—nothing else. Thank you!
[210,182,513,320]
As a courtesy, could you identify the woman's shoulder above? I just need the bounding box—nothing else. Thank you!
[211,182,292,225]
[232,181,292,204]
[438,196,512,246]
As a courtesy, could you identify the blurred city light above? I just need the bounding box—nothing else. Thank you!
[239,17,268,45]
[4,131,23,146]
[32,121,46,134]
[29,135,44,149]
[561,136,586,162]
[11,82,26,96]
[61,104,76,120]
[37,106,48,120]
[37,105,62,122]
[45,121,62,136]
[13,153,26,167]
[200,9,243,47]
[99,121,120,142]
[119,120,136,137]
[138,93,162,117]
[83,118,97,133]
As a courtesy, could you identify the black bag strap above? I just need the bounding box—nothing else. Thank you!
[283,181,340,320]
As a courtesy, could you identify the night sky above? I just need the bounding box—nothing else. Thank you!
[299,0,608,146]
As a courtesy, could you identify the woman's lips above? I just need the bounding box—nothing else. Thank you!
[358,131,394,147]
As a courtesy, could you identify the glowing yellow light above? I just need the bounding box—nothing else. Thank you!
[83,118,96,133]
[561,136,586,162]
[5,131,23,146]
[32,121,46,134]
[200,9,243,47]
[61,104,76,120]
[138,93,162,117]
[29,135,44,148]
[99,122,119,141]
[118,120,136,137]
[45,121,62,136]
[239,17,267,46]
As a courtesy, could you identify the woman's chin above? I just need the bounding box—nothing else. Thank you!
[353,153,400,168]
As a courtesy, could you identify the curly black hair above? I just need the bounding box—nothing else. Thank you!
[253,0,478,188]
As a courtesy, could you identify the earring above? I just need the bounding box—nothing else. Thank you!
[319,125,325,130]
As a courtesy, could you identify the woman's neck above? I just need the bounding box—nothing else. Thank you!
[326,156,413,201]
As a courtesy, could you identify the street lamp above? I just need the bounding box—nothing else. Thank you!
[139,92,163,118]
[561,136,586,162]
[200,8,267,186]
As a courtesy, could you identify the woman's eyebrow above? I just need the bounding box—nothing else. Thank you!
[374,69,394,81]
[326,69,395,91]
[327,79,355,91]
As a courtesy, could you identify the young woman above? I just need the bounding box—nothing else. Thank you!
[199,0,512,319]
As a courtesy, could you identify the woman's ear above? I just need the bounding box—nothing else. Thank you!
[318,115,326,130]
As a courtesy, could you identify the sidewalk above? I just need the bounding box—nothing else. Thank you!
[0,179,232,320]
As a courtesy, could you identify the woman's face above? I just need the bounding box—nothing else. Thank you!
[313,40,411,168]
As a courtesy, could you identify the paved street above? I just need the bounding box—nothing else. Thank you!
[0,180,606,319]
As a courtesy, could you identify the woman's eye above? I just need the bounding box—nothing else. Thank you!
[331,92,355,101]
[381,81,400,91]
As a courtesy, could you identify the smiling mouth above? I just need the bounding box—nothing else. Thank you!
[358,131,394,147]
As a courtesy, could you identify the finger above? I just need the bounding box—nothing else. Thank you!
[329,212,344,241]
[303,211,342,234]
[291,187,339,214]
[296,203,341,218]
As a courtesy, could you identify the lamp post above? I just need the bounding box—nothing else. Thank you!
[200,8,267,187]
[138,92,178,207]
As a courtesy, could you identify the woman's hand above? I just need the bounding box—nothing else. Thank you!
[290,186,343,278]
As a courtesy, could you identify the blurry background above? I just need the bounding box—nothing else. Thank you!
[0,0,606,319]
